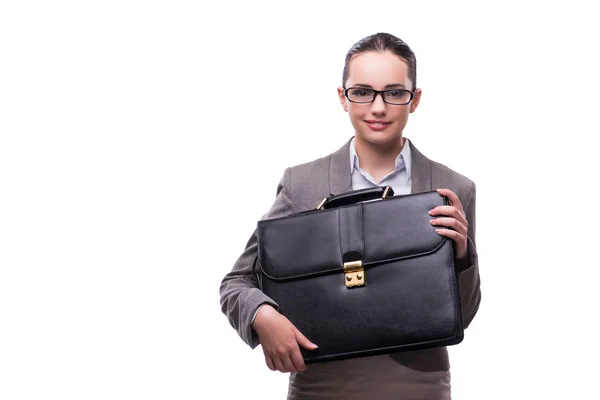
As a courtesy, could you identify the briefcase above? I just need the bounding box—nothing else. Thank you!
[256,187,464,363]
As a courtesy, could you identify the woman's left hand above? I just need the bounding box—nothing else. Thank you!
[429,188,468,261]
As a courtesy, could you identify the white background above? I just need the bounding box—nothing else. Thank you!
[1,1,599,399]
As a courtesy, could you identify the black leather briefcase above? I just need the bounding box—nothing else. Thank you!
[256,187,464,363]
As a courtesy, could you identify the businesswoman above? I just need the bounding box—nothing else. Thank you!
[219,32,481,400]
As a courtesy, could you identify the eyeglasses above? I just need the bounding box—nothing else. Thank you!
[344,87,414,105]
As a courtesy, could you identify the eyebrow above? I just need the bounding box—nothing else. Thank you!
[353,83,407,89]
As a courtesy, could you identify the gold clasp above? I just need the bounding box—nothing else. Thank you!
[344,260,365,288]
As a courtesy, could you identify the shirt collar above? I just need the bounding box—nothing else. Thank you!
[349,136,412,179]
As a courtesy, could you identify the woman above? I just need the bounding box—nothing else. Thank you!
[220,32,481,400]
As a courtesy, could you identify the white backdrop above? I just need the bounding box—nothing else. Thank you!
[1,1,599,399]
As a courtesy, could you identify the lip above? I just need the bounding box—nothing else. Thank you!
[364,120,391,131]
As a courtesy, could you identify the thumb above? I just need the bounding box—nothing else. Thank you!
[294,328,318,350]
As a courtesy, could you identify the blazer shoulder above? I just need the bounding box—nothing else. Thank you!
[431,159,475,187]
[429,159,476,208]
[288,154,331,177]
[284,153,333,211]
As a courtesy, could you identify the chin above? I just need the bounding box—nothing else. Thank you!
[357,130,402,146]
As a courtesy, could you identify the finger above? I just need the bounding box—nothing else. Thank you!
[281,354,297,373]
[265,356,276,371]
[294,329,318,351]
[430,217,467,235]
[290,347,307,372]
[435,227,465,242]
[429,205,466,222]
[435,228,468,259]
[273,357,286,373]
[436,189,464,214]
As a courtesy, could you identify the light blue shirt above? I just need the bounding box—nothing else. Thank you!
[349,137,412,195]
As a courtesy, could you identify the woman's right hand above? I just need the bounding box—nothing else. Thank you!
[251,304,318,373]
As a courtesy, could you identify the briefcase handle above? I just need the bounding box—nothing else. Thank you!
[316,186,394,210]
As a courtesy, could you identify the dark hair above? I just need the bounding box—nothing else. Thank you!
[342,32,417,91]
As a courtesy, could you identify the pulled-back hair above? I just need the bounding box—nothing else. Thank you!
[342,33,417,91]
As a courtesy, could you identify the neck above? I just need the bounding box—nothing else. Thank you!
[354,134,405,181]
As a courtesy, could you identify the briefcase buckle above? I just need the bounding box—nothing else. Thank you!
[344,260,365,288]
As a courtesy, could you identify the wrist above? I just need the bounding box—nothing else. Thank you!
[252,304,276,331]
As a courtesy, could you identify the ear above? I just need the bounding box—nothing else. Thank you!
[409,88,422,113]
[337,86,348,112]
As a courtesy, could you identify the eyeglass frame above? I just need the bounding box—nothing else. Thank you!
[343,86,415,105]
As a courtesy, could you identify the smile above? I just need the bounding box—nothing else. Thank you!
[365,120,391,130]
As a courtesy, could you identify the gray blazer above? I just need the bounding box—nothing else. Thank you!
[219,137,481,373]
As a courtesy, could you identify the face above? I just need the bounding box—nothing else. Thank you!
[338,51,421,146]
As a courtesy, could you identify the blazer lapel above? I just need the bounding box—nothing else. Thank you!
[408,139,433,194]
[329,137,353,196]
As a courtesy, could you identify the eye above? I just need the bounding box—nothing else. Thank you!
[386,90,406,98]
[349,89,374,98]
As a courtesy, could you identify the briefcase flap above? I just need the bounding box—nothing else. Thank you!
[257,191,449,281]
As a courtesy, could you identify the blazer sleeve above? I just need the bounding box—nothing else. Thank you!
[219,168,293,349]
[457,181,482,329]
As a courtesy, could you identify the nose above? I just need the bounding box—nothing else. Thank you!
[370,92,387,115]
